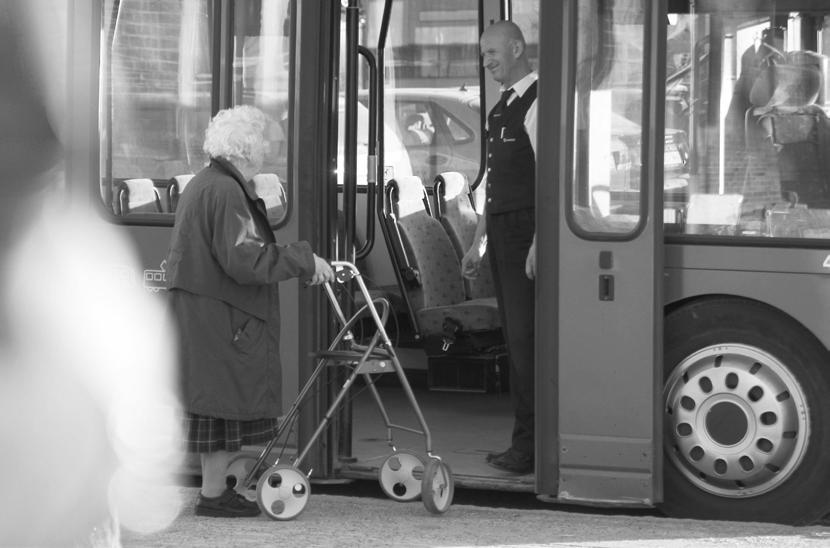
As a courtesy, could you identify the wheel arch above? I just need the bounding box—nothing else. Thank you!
[663,263,830,355]
[664,293,830,364]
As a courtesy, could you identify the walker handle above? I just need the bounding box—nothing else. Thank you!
[334,265,355,283]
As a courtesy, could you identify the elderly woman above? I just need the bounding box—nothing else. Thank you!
[166,105,334,517]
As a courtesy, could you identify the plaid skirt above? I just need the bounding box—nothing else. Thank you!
[183,412,279,453]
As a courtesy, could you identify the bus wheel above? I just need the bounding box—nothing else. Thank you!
[661,298,830,524]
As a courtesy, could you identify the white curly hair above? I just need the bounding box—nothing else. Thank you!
[203,105,271,166]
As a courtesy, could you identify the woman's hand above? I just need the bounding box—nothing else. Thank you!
[308,254,335,285]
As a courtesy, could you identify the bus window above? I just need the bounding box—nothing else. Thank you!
[231,0,292,226]
[664,7,830,240]
[359,0,484,188]
[101,0,212,218]
[101,0,291,226]
[570,0,647,236]
[511,1,539,72]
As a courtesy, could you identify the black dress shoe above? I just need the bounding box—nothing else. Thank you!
[487,449,533,474]
[195,488,261,518]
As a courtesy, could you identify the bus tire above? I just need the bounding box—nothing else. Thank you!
[660,297,830,525]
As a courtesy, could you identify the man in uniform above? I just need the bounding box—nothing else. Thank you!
[462,20,538,474]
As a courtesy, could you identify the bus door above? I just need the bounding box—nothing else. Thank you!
[536,0,665,505]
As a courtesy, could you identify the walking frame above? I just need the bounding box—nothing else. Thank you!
[227,261,454,520]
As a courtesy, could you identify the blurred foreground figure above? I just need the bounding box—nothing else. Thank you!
[0,2,183,546]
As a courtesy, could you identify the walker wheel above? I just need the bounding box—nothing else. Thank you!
[225,455,259,501]
[378,450,424,502]
[256,464,310,520]
[421,458,454,514]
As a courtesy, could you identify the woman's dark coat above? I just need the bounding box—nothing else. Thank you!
[166,158,314,420]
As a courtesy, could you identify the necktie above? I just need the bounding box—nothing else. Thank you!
[500,88,514,107]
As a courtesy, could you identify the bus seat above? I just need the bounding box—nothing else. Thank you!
[385,175,501,352]
[114,178,162,216]
[252,173,287,223]
[433,171,494,299]
[394,174,433,217]
[383,175,435,290]
[747,51,830,207]
[749,51,823,110]
[168,174,194,212]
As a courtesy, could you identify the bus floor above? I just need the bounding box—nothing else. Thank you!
[338,365,535,492]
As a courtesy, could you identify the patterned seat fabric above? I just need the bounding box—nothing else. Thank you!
[388,175,500,338]
[434,171,495,299]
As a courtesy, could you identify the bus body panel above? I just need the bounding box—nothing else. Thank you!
[553,235,663,506]
[665,244,830,352]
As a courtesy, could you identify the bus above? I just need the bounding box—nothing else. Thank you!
[56,0,830,524]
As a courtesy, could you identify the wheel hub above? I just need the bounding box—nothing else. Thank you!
[664,344,809,497]
[705,400,749,446]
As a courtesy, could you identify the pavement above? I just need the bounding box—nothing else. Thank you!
[120,487,830,548]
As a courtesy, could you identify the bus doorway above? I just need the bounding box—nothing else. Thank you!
[330,0,663,502]
[330,0,538,492]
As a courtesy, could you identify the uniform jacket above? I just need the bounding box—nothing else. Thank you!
[166,158,315,419]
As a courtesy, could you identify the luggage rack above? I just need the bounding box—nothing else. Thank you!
[225,260,454,520]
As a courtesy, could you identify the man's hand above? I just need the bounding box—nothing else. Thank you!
[525,236,536,280]
[461,246,483,279]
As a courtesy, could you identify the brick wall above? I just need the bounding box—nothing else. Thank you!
[110,0,194,96]
[107,0,211,179]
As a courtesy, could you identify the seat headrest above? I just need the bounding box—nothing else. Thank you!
[749,51,824,109]
[118,178,160,215]
[171,174,194,191]
[252,173,286,208]
[436,171,468,201]
[390,175,428,218]
[122,178,157,203]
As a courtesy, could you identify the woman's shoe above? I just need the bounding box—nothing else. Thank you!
[195,488,261,518]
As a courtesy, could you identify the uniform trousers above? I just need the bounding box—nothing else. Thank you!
[486,207,535,457]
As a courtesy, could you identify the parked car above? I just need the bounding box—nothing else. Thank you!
[360,85,688,201]
[359,86,482,188]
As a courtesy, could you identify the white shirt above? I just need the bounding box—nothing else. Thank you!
[502,71,538,154]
